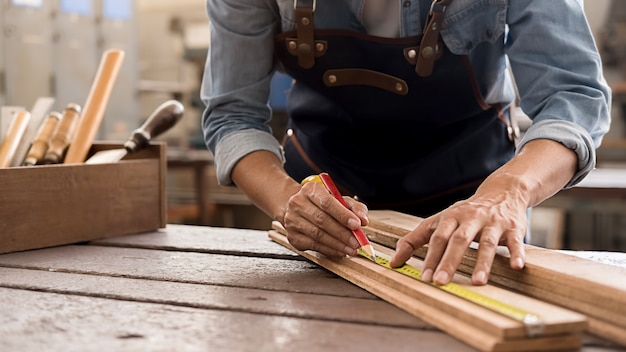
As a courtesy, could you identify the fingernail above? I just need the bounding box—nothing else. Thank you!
[348,237,359,249]
[345,246,357,256]
[347,218,360,230]
[512,257,524,269]
[422,268,433,282]
[473,271,486,285]
[434,271,449,285]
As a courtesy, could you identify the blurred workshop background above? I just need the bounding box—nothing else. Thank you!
[1,0,625,251]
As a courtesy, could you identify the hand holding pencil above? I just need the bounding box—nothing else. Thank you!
[297,173,376,261]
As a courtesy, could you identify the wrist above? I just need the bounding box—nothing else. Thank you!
[476,171,534,208]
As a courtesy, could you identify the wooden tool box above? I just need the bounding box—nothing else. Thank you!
[0,142,166,254]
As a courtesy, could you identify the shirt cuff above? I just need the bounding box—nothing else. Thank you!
[516,119,596,189]
[214,129,285,186]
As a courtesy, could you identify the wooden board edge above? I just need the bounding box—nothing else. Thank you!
[587,317,626,348]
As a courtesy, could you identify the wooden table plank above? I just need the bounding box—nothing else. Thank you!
[91,224,297,259]
[0,267,425,329]
[3,224,625,351]
[0,245,370,298]
[0,288,475,352]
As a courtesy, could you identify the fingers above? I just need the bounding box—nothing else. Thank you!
[284,182,364,258]
[390,219,434,268]
[344,196,369,226]
[471,227,500,285]
[425,218,480,285]
[506,229,526,270]
[286,217,359,257]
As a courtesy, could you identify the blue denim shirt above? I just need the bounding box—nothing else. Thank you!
[201,0,611,187]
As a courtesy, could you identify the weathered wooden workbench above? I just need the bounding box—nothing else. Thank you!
[1,224,625,351]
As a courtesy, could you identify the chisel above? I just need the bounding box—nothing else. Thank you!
[85,100,184,164]
[0,106,25,142]
[0,110,31,168]
[23,111,62,166]
[11,97,55,166]
[43,104,82,164]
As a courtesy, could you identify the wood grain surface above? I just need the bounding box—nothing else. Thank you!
[1,225,624,351]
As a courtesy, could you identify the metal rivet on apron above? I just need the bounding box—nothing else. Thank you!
[328,75,337,84]
[421,46,434,59]
[288,41,297,50]
[402,1,410,7]
[287,128,294,137]
[395,83,403,92]
[408,49,417,59]
[301,17,310,26]
[316,42,325,52]
[298,43,312,55]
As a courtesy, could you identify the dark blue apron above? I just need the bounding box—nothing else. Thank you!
[275,0,514,217]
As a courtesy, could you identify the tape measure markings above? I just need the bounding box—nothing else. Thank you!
[357,248,545,337]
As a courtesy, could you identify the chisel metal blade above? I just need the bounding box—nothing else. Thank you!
[85,100,184,164]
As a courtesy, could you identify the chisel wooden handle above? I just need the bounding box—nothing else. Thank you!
[124,100,184,152]
[64,49,125,164]
[43,104,81,164]
[23,111,62,166]
[0,110,31,168]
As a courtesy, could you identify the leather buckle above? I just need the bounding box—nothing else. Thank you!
[292,0,316,69]
[416,0,451,77]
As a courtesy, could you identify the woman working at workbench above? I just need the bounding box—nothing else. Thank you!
[201,0,610,286]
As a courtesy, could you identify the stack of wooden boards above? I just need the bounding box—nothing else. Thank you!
[364,210,626,347]
[268,209,626,351]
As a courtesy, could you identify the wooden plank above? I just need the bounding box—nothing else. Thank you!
[366,210,626,312]
[367,224,626,332]
[0,245,371,298]
[366,211,626,312]
[268,230,585,352]
[91,224,298,259]
[0,288,476,352]
[452,261,626,329]
[588,317,626,348]
[365,224,626,331]
[364,210,626,347]
[0,267,425,329]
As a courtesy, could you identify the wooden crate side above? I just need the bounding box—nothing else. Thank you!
[92,142,166,228]
[0,144,165,254]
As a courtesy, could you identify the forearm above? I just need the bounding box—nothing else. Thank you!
[231,150,302,225]
[478,139,578,207]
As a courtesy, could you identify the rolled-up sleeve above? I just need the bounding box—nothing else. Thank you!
[505,0,611,188]
[201,0,284,186]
